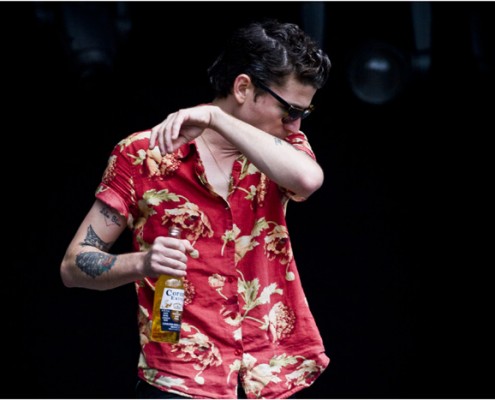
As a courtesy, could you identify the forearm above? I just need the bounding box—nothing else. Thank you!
[211,107,324,199]
[61,247,146,291]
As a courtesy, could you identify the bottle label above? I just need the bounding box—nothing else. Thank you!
[160,287,184,332]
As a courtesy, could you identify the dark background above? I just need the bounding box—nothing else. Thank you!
[3,1,494,398]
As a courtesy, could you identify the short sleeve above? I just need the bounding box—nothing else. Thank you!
[281,130,318,202]
[95,141,136,220]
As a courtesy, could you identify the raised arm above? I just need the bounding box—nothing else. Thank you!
[208,106,324,199]
[149,104,324,200]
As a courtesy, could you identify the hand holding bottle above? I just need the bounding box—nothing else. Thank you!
[143,229,196,278]
[150,226,195,343]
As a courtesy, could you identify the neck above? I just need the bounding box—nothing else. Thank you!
[201,128,239,158]
[203,98,241,156]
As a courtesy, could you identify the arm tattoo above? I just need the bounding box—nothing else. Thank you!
[76,252,116,278]
[80,225,113,251]
[100,205,122,227]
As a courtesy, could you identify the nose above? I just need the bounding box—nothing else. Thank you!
[283,117,302,131]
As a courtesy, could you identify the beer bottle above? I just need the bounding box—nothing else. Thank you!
[150,226,185,343]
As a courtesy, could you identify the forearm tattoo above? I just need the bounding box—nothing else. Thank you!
[77,225,116,278]
[76,252,116,278]
[274,137,284,146]
[80,225,113,251]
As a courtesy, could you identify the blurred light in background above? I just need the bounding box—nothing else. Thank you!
[347,3,432,105]
[35,2,132,81]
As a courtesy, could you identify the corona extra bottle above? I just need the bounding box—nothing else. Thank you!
[150,226,184,343]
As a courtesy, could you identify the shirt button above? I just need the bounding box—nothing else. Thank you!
[228,277,234,283]
[234,349,242,356]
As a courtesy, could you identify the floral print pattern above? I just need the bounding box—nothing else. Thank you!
[95,129,329,398]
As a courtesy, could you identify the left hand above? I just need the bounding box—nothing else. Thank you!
[149,105,215,154]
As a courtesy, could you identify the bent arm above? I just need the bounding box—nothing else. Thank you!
[150,104,324,200]
[60,199,145,290]
[60,199,193,291]
[210,108,324,200]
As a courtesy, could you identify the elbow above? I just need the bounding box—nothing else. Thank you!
[297,165,324,200]
[60,256,77,288]
[292,169,324,201]
[60,266,73,288]
[307,168,325,193]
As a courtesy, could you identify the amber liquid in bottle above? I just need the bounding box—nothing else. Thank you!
[150,226,184,343]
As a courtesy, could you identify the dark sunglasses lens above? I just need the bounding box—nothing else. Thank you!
[284,108,312,123]
[287,108,304,121]
[300,110,311,120]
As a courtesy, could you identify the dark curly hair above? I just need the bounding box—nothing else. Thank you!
[207,19,332,98]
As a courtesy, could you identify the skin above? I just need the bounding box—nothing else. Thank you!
[60,74,323,290]
[150,74,323,199]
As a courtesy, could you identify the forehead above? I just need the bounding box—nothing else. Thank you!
[276,77,316,96]
[275,78,317,108]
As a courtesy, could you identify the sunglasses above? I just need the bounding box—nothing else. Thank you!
[255,81,314,123]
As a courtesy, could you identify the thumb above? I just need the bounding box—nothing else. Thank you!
[182,239,199,259]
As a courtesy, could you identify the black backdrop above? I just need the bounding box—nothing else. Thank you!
[4,2,494,399]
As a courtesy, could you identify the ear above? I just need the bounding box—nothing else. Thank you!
[232,74,253,104]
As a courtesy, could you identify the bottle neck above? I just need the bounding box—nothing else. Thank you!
[168,226,182,238]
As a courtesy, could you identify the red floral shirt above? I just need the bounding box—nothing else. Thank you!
[95,129,330,399]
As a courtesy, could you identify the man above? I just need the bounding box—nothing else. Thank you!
[61,19,332,399]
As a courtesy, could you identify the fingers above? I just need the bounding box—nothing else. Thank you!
[149,117,169,152]
[145,237,189,277]
[148,106,212,155]
[157,115,171,154]
[181,239,195,254]
[149,116,170,155]
[149,126,158,150]
[149,112,184,155]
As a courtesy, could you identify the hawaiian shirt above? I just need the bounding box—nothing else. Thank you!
[95,128,330,399]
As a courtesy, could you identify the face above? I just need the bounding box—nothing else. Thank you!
[241,77,317,139]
